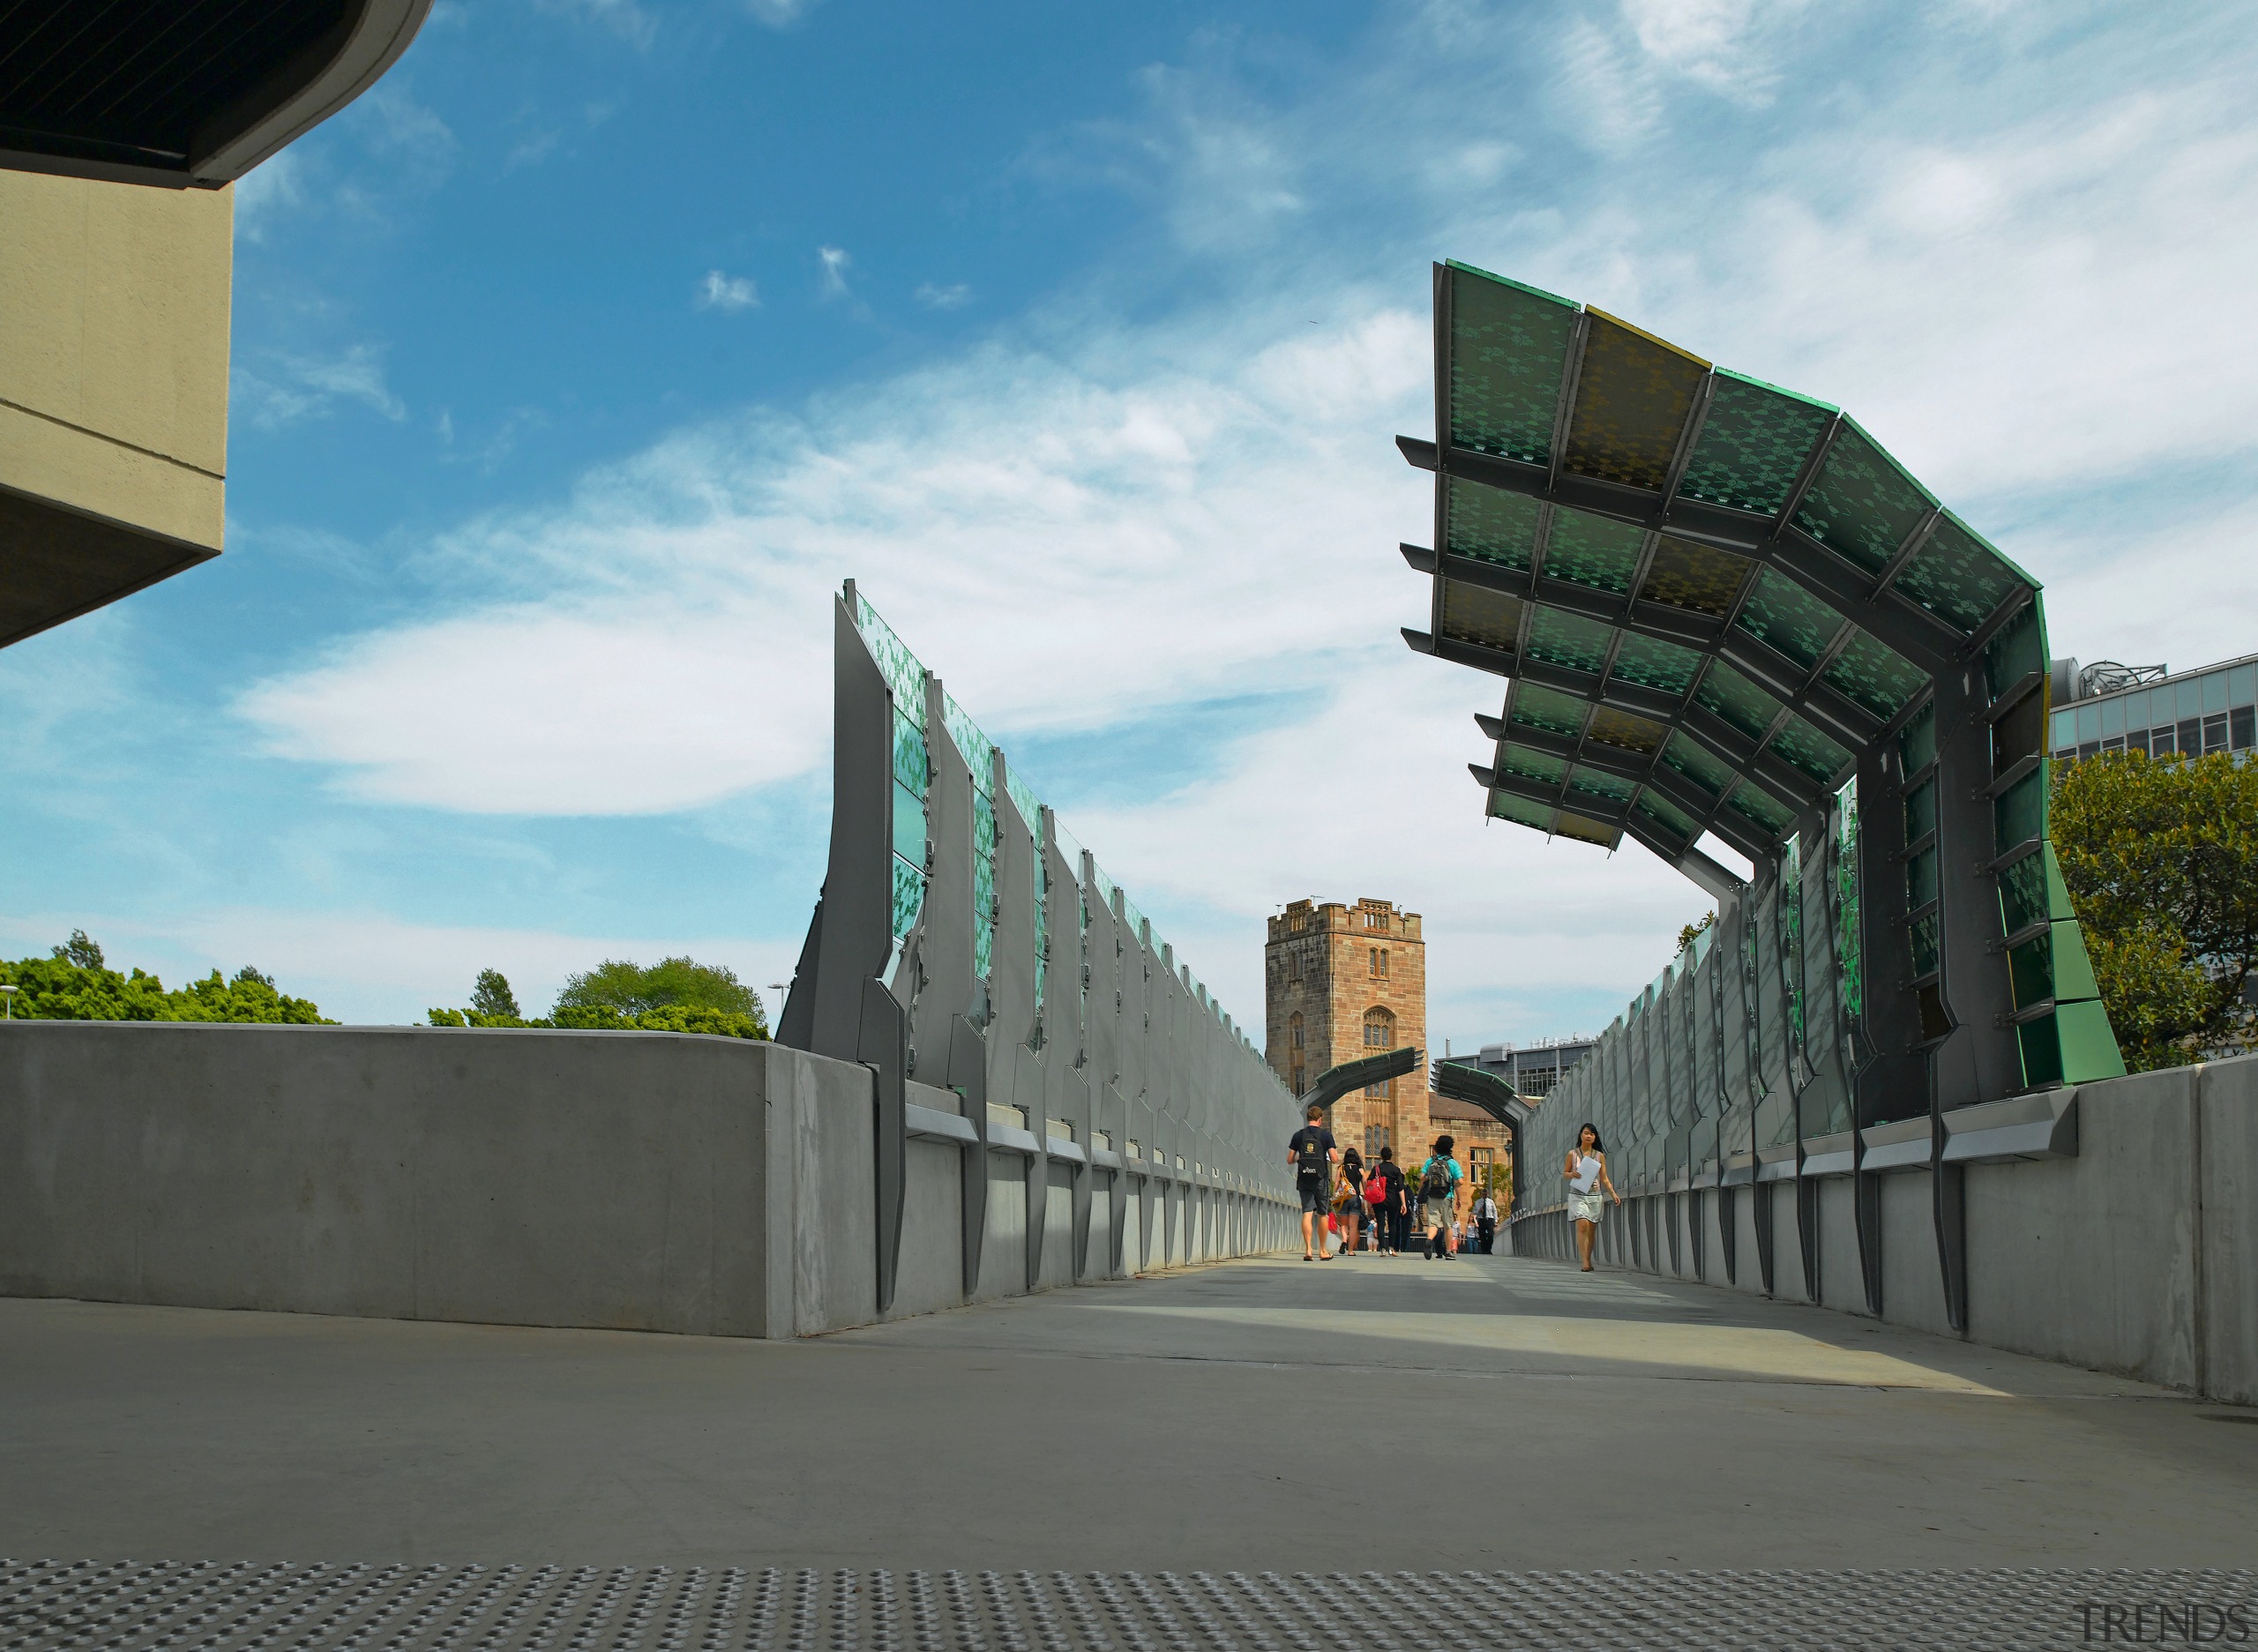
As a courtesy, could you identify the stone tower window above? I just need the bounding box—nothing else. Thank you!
[1363,1006,1395,1098]
[1290,1013,1304,1049]
[1369,946,1389,979]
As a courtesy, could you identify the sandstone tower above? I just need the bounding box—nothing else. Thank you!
[1263,898,1429,1161]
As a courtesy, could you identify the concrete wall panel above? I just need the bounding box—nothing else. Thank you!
[1818,1177,1867,1316]
[1879,1172,1950,1338]
[2200,1058,2258,1405]
[1767,1183,1806,1303]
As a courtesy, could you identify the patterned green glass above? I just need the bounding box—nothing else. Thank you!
[1566,766,1635,806]
[1447,261,1577,466]
[892,781,928,869]
[1553,812,1619,848]
[1524,607,1613,675]
[1445,476,1542,570]
[1734,567,1845,669]
[1724,779,1794,839]
[1903,776,1936,843]
[1495,744,1567,788]
[1994,768,2045,850]
[1509,683,1585,738]
[1006,768,1044,841]
[2009,933,2054,1009]
[1640,536,1750,615]
[1834,778,1862,1026]
[1898,703,1936,774]
[1489,793,1555,829]
[1768,714,1852,786]
[1909,911,1939,978]
[1439,581,1524,653]
[944,693,998,796]
[1660,730,1733,799]
[1999,851,2048,935]
[1907,844,1937,911]
[1677,370,1835,517]
[890,856,923,939]
[1586,706,1666,754]
[1823,628,1925,720]
[1607,632,1702,696]
[1541,508,1643,594]
[1894,513,2024,638]
[1792,419,1933,576]
[1634,789,1697,842]
[1694,661,1783,741]
[893,710,929,795]
[1560,311,1708,491]
[856,593,928,727]
[1983,594,2044,699]
[973,790,998,856]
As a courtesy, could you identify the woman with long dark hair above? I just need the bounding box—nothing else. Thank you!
[1563,1122,1619,1271]
[1336,1146,1367,1253]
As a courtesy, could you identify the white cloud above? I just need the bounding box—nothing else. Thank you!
[232,150,303,244]
[744,0,814,27]
[233,344,407,430]
[915,281,972,310]
[817,244,853,300]
[698,269,760,311]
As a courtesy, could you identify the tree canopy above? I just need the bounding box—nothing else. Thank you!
[2052,749,2258,1072]
[428,958,768,1040]
[0,931,332,1024]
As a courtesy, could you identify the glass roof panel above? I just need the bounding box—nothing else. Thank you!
[1634,789,1698,844]
[1523,606,1613,675]
[1495,744,1567,789]
[1677,370,1835,517]
[1823,627,1926,720]
[1560,310,1708,492]
[1444,475,1542,571]
[1659,729,1733,800]
[1447,261,1576,467]
[1734,566,1847,670]
[1889,512,2027,635]
[1439,580,1523,653]
[1723,777,1795,839]
[1609,631,1703,697]
[1542,507,1643,594]
[1638,535,1750,616]
[1587,705,1667,754]
[1554,812,1621,848]
[1508,682,1586,738]
[1694,660,1783,742]
[1792,419,1934,576]
[1566,766,1636,806]
[1488,792,1555,831]
[1768,713,1853,786]
[854,590,929,727]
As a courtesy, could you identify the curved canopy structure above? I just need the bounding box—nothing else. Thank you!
[1397,260,2124,1327]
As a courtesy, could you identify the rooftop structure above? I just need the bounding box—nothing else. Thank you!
[2047,651,2258,765]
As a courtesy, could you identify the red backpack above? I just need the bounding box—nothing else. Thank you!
[1364,1171,1388,1205]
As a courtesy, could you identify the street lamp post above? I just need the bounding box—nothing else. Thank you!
[0,984,16,1020]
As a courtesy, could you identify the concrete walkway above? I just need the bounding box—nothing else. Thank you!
[4,1252,2254,1572]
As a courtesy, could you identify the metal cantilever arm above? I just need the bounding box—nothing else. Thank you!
[1301,1045,1423,1115]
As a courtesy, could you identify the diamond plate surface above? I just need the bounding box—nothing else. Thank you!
[4,1563,2251,1652]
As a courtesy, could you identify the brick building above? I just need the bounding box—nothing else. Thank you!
[1263,896,1513,1223]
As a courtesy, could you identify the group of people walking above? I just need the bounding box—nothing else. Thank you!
[1285,1102,1623,1267]
[1285,1102,1501,1261]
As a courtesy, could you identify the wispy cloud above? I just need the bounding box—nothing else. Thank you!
[538,0,654,49]
[233,344,408,430]
[816,244,853,301]
[914,281,972,310]
[232,149,304,244]
[698,269,760,311]
[744,0,815,28]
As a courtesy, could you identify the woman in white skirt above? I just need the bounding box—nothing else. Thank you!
[1562,1122,1620,1272]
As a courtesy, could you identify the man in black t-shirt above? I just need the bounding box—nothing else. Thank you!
[1286,1102,1340,1261]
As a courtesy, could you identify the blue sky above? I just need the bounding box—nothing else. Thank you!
[5,0,2257,1047]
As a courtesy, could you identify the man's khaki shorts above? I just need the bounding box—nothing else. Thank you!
[1421,1197,1453,1230]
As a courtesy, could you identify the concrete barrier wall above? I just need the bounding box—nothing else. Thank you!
[0,1022,1294,1340]
[1507,1053,2258,1403]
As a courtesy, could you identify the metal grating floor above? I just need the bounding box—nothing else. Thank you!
[4,1560,2250,1651]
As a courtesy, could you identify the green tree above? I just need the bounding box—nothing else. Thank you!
[470,968,520,1020]
[1676,911,1716,954]
[2052,749,2258,1071]
[0,937,331,1024]
[555,955,763,1022]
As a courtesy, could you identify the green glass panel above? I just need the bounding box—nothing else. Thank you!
[2053,998,2127,1081]
[856,594,928,727]
[890,856,923,939]
[1560,311,1708,491]
[1587,706,1666,754]
[1909,912,1940,978]
[1566,766,1635,806]
[1660,730,1732,799]
[1694,661,1783,741]
[2017,1013,2065,1088]
[1823,629,1926,720]
[893,711,929,794]
[1496,744,1567,788]
[2009,933,2054,1008]
[1768,714,1852,786]
[1006,768,1043,841]
[1634,789,1697,842]
[973,919,993,979]
[1677,370,1835,517]
[1894,513,2025,637]
[1524,607,1613,675]
[1488,793,1554,830]
[1734,567,1845,669]
[1903,776,1936,843]
[1993,768,2044,851]
[1639,536,1750,615]
[1608,632,1702,696]
[1906,845,1937,910]
[1723,779,1793,838]
[1447,261,1577,467]
[1509,683,1586,738]
[972,850,996,921]
[1898,703,1936,774]
[1834,778,1862,1026]
[1445,476,1542,571]
[1542,509,1643,594]
[1792,420,1933,576]
[1439,580,1524,653]
[973,790,998,856]
[892,781,928,868]
[1999,851,2046,934]
[1553,812,1619,848]
[943,693,998,796]
[1983,597,2044,699]
[2049,919,2100,1004]
[1776,837,1805,1057]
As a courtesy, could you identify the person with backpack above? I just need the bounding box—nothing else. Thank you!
[1376,1145,1410,1254]
[1287,1102,1340,1261]
[1416,1135,1463,1260]
[1362,1146,1396,1255]
[1336,1147,1368,1253]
